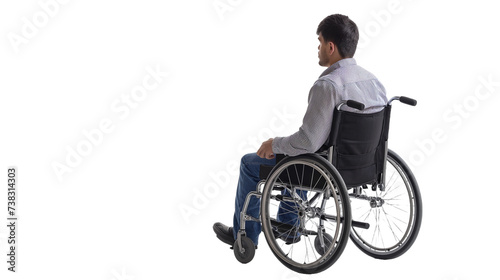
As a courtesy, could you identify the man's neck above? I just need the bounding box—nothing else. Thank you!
[327,56,343,67]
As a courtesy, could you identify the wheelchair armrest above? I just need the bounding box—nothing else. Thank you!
[259,154,286,180]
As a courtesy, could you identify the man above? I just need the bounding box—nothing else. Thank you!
[213,14,388,248]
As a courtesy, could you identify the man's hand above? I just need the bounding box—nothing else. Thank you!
[257,138,275,159]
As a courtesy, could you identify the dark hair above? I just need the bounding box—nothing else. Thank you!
[317,14,359,58]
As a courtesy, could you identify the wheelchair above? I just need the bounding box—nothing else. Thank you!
[233,96,422,274]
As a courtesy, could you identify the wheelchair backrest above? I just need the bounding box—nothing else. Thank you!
[327,104,392,187]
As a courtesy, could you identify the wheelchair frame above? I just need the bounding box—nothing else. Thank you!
[233,96,422,274]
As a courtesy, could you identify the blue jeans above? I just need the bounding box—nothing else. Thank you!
[233,153,304,245]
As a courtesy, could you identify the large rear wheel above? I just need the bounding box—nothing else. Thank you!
[261,154,351,274]
[349,150,422,259]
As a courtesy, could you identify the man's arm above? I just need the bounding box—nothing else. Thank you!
[257,80,336,158]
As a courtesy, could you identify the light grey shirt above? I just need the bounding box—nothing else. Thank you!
[272,58,388,156]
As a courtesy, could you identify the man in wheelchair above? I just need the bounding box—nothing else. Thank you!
[213,14,421,274]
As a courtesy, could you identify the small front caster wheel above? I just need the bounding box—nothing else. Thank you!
[233,236,255,264]
[314,232,333,255]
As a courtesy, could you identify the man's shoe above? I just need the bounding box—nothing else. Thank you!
[213,222,235,246]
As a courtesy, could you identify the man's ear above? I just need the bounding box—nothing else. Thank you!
[328,41,336,56]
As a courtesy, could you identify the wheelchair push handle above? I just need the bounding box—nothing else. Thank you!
[399,96,417,106]
[345,100,365,111]
[389,96,417,106]
[341,96,417,111]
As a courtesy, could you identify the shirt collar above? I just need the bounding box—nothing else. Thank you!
[319,58,357,78]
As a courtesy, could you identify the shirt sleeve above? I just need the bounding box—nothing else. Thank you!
[272,80,336,156]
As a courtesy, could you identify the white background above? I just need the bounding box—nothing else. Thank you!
[1,0,499,279]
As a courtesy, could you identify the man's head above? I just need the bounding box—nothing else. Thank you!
[316,14,359,67]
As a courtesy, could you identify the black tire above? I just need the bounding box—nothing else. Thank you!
[349,149,422,259]
[260,154,351,274]
[233,236,255,264]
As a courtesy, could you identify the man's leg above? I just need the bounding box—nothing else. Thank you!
[276,188,307,242]
[232,153,275,246]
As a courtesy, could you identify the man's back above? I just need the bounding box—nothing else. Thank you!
[272,58,387,156]
[318,58,387,113]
